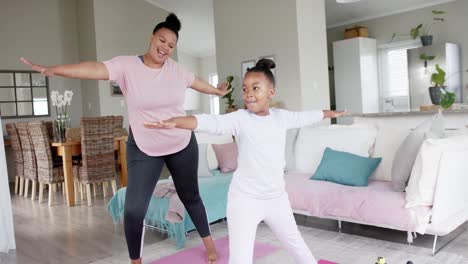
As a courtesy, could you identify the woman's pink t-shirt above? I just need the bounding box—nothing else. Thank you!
[103,56,195,156]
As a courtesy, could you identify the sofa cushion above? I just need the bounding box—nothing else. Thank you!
[405,135,468,208]
[311,147,382,186]
[197,143,213,177]
[285,173,431,232]
[294,124,377,174]
[284,128,300,172]
[212,143,238,173]
[369,125,409,182]
[391,113,445,192]
[195,132,234,170]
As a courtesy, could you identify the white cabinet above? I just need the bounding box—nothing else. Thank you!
[333,37,379,114]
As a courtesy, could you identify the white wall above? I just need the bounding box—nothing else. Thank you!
[327,0,468,103]
[77,0,101,117]
[296,0,330,111]
[199,55,218,113]
[0,0,83,127]
[177,51,202,113]
[213,0,330,112]
[213,0,302,111]
[92,0,169,127]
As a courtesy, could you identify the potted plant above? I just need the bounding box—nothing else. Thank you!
[429,64,455,109]
[410,10,445,46]
[419,53,436,68]
[222,75,237,113]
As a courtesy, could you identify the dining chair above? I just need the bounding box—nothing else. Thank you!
[15,122,38,199]
[5,123,24,195]
[28,121,65,206]
[73,116,117,206]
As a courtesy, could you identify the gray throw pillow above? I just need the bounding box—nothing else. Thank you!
[285,128,300,172]
[391,112,445,191]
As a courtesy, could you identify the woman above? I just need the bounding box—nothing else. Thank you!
[22,13,225,264]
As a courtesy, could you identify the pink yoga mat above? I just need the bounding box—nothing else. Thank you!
[149,235,337,264]
[318,260,338,264]
[149,236,279,264]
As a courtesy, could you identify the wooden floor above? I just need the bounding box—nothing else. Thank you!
[2,183,468,264]
[1,184,166,264]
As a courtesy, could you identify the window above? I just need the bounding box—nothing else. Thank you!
[209,73,220,115]
[378,40,421,112]
[0,70,50,118]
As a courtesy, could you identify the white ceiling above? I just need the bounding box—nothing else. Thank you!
[325,0,456,28]
[146,0,456,58]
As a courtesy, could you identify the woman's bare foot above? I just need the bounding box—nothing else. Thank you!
[202,236,218,264]
[130,258,142,264]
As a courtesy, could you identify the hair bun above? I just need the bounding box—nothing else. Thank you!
[165,13,181,32]
[256,58,276,70]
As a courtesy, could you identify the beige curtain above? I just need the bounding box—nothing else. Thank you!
[0,119,16,253]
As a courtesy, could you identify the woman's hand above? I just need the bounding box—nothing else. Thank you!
[323,110,348,119]
[20,57,55,77]
[143,120,176,129]
[217,81,232,96]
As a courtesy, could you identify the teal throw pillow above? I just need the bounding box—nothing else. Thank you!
[311,147,382,187]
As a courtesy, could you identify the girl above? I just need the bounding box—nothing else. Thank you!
[22,13,224,264]
[144,59,346,264]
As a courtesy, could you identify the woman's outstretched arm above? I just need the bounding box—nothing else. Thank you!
[21,57,109,80]
[191,77,231,96]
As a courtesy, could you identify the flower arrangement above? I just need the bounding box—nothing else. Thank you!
[51,90,73,141]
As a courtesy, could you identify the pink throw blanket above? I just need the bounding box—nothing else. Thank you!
[154,182,185,223]
[284,173,431,235]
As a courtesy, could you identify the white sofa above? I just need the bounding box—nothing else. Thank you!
[284,123,468,255]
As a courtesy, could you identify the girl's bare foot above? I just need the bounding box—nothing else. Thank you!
[130,258,142,264]
[202,236,218,263]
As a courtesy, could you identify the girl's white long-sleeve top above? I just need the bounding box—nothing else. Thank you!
[195,108,323,199]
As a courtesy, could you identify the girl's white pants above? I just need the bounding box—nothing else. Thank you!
[227,191,317,264]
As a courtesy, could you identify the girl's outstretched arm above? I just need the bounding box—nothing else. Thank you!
[322,110,347,119]
[144,116,197,130]
[145,111,242,135]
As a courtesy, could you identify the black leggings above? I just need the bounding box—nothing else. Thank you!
[124,129,210,259]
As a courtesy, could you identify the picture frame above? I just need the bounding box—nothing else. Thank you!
[241,60,256,79]
[258,55,276,76]
[110,81,123,96]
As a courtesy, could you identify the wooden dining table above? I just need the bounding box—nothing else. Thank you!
[52,136,128,207]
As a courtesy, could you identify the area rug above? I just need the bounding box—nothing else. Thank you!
[149,235,337,264]
[149,236,279,264]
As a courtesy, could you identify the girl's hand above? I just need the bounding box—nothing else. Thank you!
[20,57,55,77]
[143,120,176,129]
[217,81,231,96]
[323,110,348,118]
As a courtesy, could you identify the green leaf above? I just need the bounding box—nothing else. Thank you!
[419,53,426,60]
[432,10,445,15]
[426,56,436,60]
[431,64,446,86]
[440,90,455,109]
[436,64,446,79]
[410,24,422,39]
[226,75,234,83]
